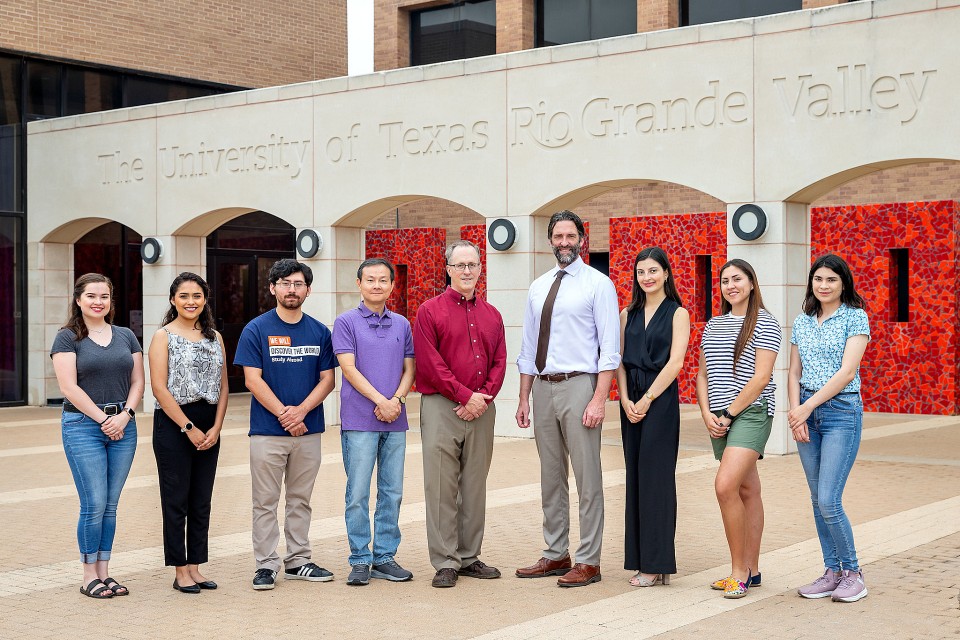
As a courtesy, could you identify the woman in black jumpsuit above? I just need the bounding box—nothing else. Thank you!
[616,247,690,587]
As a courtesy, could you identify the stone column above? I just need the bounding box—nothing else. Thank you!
[725,201,809,455]
[485,215,554,438]
[27,241,73,405]
[140,235,206,412]
[299,225,365,426]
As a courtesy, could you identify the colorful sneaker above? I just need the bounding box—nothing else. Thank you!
[831,569,867,603]
[797,568,841,599]
[711,572,761,590]
[285,562,334,582]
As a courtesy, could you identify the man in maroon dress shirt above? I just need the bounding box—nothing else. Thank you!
[413,240,507,588]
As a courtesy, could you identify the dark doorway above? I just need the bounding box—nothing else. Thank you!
[207,211,294,392]
[74,222,144,344]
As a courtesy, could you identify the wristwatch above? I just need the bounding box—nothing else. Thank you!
[393,396,406,405]
[721,408,738,421]
[181,422,195,433]
[645,391,656,401]
[124,407,136,419]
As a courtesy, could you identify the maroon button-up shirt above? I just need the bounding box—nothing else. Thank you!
[413,286,507,405]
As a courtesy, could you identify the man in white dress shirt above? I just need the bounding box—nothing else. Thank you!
[514,210,621,587]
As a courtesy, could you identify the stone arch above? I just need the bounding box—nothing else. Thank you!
[785,158,957,204]
[40,216,145,244]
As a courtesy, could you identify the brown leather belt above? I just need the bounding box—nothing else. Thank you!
[537,371,586,382]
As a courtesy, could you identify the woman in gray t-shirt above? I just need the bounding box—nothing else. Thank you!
[50,273,144,599]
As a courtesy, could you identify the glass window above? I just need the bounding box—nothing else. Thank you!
[64,67,121,116]
[0,215,22,402]
[0,55,21,126]
[681,0,801,27]
[25,61,61,119]
[124,75,173,107]
[411,0,496,66]
[0,124,20,212]
[537,0,637,47]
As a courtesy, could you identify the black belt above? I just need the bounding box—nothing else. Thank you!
[537,371,586,382]
[63,402,122,415]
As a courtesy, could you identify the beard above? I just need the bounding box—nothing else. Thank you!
[553,240,582,266]
[278,295,305,310]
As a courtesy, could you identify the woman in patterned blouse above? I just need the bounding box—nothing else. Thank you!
[148,272,229,594]
[788,254,870,603]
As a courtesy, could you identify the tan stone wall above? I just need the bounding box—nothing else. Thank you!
[373,162,960,253]
[0,0,346,87]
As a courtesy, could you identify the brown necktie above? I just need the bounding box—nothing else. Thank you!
[535,270,566,373]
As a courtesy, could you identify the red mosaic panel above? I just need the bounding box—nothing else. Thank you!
[609,212,727,403]
[811,200,959,414]
[459,224,487,300]
[364,228,447,328]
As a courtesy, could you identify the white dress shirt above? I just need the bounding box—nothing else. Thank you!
[517,257,621,376]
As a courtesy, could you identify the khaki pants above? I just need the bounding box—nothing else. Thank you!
[250,433,323,572]
[420,394,496,571]
[532,374,604,566]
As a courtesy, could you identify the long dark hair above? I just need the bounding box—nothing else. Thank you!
[719,259,766,367]
[802,253,864,316]
[63,273,115,340]
[161,272,217,340]
[626,247,683,312]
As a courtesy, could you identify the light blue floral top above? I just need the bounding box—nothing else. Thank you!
[790,304,870,393]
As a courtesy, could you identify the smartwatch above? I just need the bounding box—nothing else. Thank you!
[124,407,136,419]
[181,422,195,433]
[393,396,406,405]
[721,408,737,421]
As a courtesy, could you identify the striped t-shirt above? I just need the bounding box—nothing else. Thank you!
[700,309,782,416]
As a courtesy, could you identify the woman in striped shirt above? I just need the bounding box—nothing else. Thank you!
[696,259,782,599]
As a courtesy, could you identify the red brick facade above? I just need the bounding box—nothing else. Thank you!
[0,0,346,88]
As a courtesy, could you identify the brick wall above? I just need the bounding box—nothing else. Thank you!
[497,0,535,53]
[637,0,679,32]
[802,0,846,9]
[0,0,345,88]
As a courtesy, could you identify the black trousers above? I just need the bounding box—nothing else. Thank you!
[153,402,220,566]
[620,382,680,574]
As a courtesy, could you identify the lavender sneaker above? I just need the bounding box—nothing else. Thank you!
[797,568,840,599]
[831,569,868,602]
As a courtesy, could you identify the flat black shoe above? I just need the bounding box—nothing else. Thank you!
[173,579,200,594]
[196,580,218,590]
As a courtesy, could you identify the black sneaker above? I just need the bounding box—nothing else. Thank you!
[285,562,334,582]
[252,568,276,590]
[346,564,371,586]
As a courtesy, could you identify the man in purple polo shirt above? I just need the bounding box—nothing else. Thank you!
[333,258,416,586]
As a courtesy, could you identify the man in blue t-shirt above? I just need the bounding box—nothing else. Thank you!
[234,259,337,591]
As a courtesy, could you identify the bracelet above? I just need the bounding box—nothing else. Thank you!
[99,415,110,425]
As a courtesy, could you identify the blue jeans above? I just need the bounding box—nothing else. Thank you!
[797,390,862,572]
[61,411,138,564]
[341,429,405,566]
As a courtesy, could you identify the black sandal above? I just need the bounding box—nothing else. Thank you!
[80,579,114,599]
[102,577,128,596]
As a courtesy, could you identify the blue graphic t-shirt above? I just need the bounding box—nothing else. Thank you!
[234,309,337,436]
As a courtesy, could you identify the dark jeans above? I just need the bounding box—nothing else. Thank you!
[153,402,220,566]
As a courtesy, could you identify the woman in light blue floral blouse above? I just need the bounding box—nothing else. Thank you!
[787,254,870,604]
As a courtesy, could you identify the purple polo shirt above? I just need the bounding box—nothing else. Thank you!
[333,303,414,432]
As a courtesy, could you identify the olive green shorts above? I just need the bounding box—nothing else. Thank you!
[710,400,772,461]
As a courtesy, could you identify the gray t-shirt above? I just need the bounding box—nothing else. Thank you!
[50,327,142,404]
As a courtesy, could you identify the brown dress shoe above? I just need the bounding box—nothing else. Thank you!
[515,555,572,578]
[431,568,458,588]
[458,560,501,579]
[557,563,601,587]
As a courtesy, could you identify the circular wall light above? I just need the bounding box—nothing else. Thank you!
[140,237,163,264]
[487,218,517,251]
[732,204,768,241]
[297,229,323,258]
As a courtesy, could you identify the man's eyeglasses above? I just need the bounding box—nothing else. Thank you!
[275,280,308,291]
[447,262,482,272]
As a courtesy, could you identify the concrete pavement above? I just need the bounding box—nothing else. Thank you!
[1,397,958,639]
